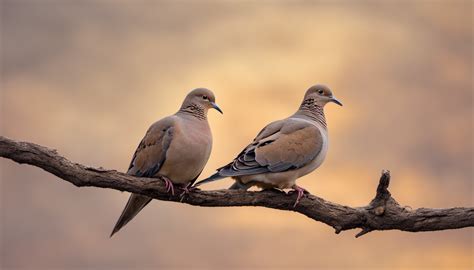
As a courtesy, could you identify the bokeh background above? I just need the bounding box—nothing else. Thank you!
[1,1,472,269]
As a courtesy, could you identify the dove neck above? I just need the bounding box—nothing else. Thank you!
[295,104,327,129]
[178,104,207,120]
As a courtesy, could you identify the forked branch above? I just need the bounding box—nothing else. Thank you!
[0,136,472,237]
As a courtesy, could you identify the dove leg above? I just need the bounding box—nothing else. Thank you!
[179,182,197,200]
[290,185,309,207]
[162,176,175,196]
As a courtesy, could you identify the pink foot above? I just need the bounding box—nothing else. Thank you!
[162,176,175,196]
[179,182,197,201]
[291,185,309,207]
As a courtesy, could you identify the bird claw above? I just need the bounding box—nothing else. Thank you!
[162,176,175,196]
[290,185,309,208]
[179,183,197,202]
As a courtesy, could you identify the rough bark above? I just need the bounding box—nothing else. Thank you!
[1,136,473,237]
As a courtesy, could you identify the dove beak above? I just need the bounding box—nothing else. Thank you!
[330,97,343,106]
[210,102,223,114]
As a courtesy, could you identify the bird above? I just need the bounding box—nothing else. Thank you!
[110,88,222,237]
[194,84,341,207]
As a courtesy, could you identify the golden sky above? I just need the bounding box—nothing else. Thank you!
[1,1,473,269]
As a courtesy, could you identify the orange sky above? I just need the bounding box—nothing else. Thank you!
[1,1,473,269]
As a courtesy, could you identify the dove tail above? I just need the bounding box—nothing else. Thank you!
[194,172,227,187]
[110,193,152,237]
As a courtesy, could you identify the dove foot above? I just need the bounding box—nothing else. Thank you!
[162,176,175,196]
[179,182,197,201]
[290,185,309,207]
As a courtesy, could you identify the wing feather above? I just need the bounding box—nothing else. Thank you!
[217,119,323,177]
[127,120,174,177]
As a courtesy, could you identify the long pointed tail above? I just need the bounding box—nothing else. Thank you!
[194,172,227,187]
[110,193,152,237]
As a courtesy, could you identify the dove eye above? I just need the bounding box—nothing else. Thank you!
[318,90,324,95]
[202,95,208,100]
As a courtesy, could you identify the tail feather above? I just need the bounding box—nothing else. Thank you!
[194,172,227,187]
[110,193,152,237]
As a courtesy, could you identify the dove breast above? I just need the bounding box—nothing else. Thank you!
[158,115,213,184]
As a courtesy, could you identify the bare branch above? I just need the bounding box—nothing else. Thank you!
[1,136,473,237]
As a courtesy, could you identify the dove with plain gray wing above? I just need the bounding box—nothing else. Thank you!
[111,88,222,237]
[195,85,341,206]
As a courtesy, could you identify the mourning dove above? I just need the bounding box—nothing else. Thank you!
[195,85,341,206]
[110,88,222,237]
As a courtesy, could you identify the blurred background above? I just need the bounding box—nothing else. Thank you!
[1,1,472,269]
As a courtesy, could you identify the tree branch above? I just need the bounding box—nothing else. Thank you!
[1,136,473,237]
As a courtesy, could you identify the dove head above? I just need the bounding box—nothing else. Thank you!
[303,84,342,107]
[304,84,342,107]
[179,88,223,119]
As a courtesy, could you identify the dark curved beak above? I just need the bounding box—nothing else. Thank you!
[210,102,223,114]
[330,97,343,106]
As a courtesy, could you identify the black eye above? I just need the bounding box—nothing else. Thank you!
[318,90,324,95]
[202,95,208,100]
